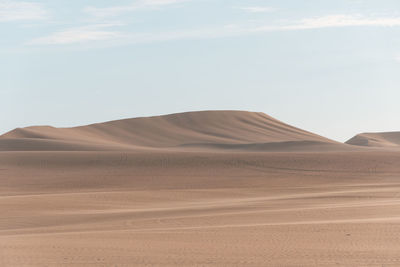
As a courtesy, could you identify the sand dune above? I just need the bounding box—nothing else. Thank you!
[1,110,400,266]
[0,110,347,152]
[346,131,400,148]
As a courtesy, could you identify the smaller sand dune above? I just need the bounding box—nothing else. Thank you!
[346,132,400,148]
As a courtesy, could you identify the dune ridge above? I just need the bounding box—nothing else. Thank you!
[346,131,400,148]
[1,111,400,265]
[0,110,346,152]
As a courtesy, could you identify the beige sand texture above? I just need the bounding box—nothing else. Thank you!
[0,110,348,152]
[346,131,400,148]
[1,111,400,266]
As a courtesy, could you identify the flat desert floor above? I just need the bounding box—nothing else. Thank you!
[1,150,400,266]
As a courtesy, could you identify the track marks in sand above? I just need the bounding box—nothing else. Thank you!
[2,150,400,266]
[2,183,400,237]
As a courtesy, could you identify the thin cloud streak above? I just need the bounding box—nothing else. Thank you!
[252,15,400,32]
[84,0,189,18]
[0,0,46,22]
[28,14,400,46]
[28,24,123,45]
[239,6,276,13]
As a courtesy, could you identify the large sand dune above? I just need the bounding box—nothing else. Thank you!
[0,111,347,152]
[346,131,400,148]
[1,111,399,266]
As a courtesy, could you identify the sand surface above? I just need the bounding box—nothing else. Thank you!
[1,111,400,266]
[347,131,400,148]
[0,111,347,152]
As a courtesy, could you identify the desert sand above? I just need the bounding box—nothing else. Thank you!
[1,111,400,266]
[346,131,400,148]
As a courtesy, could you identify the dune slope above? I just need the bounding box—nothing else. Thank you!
[1,111,399,265]
[346,131,400,147]
[0,110,345,152]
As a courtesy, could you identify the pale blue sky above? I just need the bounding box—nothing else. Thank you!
[1,0,400,141]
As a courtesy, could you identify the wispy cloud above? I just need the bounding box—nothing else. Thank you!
[85,0,189,18]
[28,14,400,46]
[0,0,46,22]
[28,24,123,45]
[238,6,276,13]
[395,55,400,63]
[269,14,400,30]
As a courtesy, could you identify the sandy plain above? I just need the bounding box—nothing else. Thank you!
[1,111,400,266]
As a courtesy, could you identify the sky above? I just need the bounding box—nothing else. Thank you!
[1,0,400,142]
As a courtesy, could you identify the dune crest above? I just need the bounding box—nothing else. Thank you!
[0,110,345,152]
[346,131,400,147]
[1,111,400,266]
